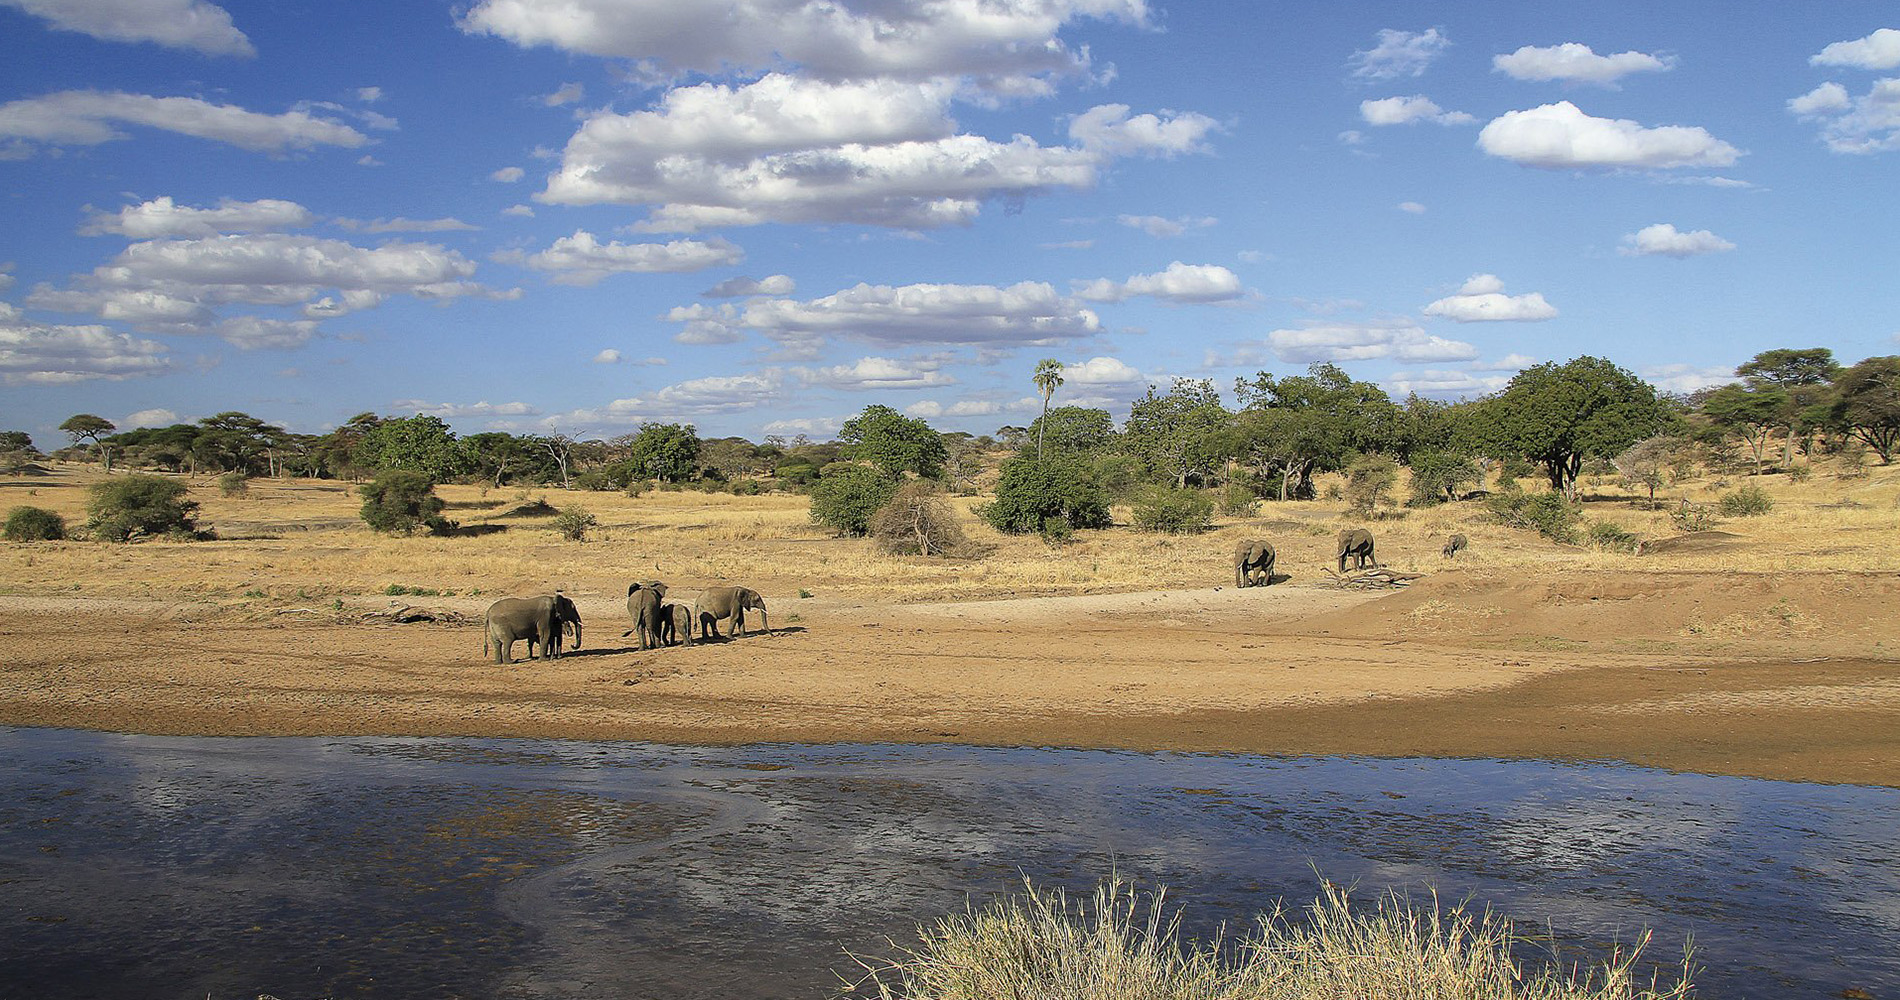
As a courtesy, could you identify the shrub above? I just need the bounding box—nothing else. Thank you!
[1129,484,1214,534]
[1407,451,1479,507]
[217,471,250,497]
[1718,484,1774,517]
[1217,482,1260,517]
[1484,490,1580,544]
[1585,521,1640,553]
[809,464,898,536]
[980,456,1111,535]
[1038,516,1074,546]
[3,505,66,541]
[1787,464,1812,483]
[1344,453,1399,516]
[730,478,766,496]
[1669,502,1719,532]
[86,474,199,541]
[552,505,598,541]
[358,470,447,535]
[869,482,970,556]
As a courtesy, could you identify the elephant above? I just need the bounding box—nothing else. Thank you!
[484,593,582,664]
[660,603,693,647]
[1337,528,1376,572]
[626,581,668,650]
[1234,539,1275,588]
[695,586,769,640]
[1442,533,1469,559]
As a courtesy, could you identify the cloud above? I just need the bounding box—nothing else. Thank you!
[669,280,1102,355]
[79,196,317,239]
[1117,214,1216,238]
[388,399,540,418]
[1073,261,1245,303]
[121,407,181,429]
[543,83,584,107]
[1383,369,1511,398]
[458,0,1147,89]
[1422,274,1558,322]
[577,371,790,425]
[0,309,171,384]
[761,415,843,436]
[702,274,795,298]
[1040,239,1094,250]
[501,205,535,218]
[1473,352,1537,371]
[357,87,383,103]
[1619,223,1735,257]
[1478,101,1740,169]
[1788,78,1900,154]
[1348,28,1450,80]
[1,0,254,57]
[1641,363,1732,394]
[1062,356,1145,384]
[0,90,367,155]
[490,166,525,182]
[593,349,667,366]
[213,315,320,349]
[1263,322,1478,364]
[336,217,479,234]
[1811,28,1900,70]
[539,73,1214,230]
[800,356,953,391]
[906,399,1001,418]
[1399,201,1427,214]
[1360,95,1475,126]
[1492,43,1674,86]
[496,230,744,284]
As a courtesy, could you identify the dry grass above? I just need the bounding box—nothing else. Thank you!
[3,461,1897,608]
[841,875,1694,1000]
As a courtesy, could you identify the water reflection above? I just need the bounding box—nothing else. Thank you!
[1,729,1895,999]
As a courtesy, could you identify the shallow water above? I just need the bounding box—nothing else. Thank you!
[1,728,1896,1000]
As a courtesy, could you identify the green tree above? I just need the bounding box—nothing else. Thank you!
[355,414,466,482]
[464,432,531,488]
[1227,364,1398,500]
[1406,450,1480,507]
[358,470,447,535]
[0,431,35,453]
[195,411,289,475]
[1700,383,1787,473]
[1343,452,1400,515]
[1025,406,1114,457]
[981,455,1112,534]
[840,405,948,479]
[60,414,116,471]
[1122,378,1229,488]
[1474,357,1673,501]
[1031,358,1065,461]
[1737,347,1839,468]
[85,474,199,541]
[625,422,702,483]
[809,463,900,535]
[1829,355,1900,463]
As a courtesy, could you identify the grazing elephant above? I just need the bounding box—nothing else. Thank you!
[1234,539,1275,588]
[626,582,667,650]
[660,603,693,647]
[484,593,582,664]
[1442,533,1469,559]
[1337,528,1376,572]
[695,586,769,640]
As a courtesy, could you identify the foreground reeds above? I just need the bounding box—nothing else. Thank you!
[843,876,1694,1000]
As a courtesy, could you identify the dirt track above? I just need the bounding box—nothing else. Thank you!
[3,569,1897,787]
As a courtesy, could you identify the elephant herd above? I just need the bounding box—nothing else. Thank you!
[481,581,770,664]
[1230,528,1469,588]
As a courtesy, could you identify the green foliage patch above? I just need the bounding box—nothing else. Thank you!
[86,474,200,541]
[358,470,447,535]
[1484,490,1581,544]
[3,505,66,542]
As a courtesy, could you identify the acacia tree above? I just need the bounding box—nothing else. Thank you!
[1026,406,1114,457]
[60,414,116,471]
[1226,364,1398,500]
[1476,356,1673,501]
[1736,347,1840,468]
[1122,378,1229,488]
[1701,383,1787,474]
[1830,355,1900,463]
[1031,358,1064,462]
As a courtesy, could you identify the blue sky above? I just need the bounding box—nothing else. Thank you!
[2,1,1895,447]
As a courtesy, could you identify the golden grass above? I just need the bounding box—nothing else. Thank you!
[841,875,1694,1000]
[3,461,1897,608]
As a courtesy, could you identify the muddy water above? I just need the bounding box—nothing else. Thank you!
[1,728,1896,1000]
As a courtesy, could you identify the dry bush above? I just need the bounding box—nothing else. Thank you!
[869,482,970,556]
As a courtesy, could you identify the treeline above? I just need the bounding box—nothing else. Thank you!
[13,349,1898,513]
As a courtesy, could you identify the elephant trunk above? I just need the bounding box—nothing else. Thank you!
[568,619,582,651]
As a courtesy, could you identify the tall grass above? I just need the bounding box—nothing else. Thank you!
[843,876,1694,1000]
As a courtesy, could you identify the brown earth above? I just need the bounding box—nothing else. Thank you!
[4,569,1896,787]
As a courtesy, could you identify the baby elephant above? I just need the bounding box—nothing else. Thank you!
[1337,528,1376,572]
[660,603,693,647]
[695,586,768,640]
[1234,539,1275,588]
[1442,533,1469,559]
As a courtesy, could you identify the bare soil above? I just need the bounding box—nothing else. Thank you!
[4,569,1896,787]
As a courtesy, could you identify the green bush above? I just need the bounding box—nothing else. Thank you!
[1585,521,1640,553]
[217,471,250,497]
[1787,464,1812,483]
[1484,490,1580,544]
[1038,516,1075,546]
[86,474,200,541]
[1670,503,1720,532]
[980,456,1112,535]
[809,463,898,536]
[1718,484,1774,517]
[1217,482,1260,517]
[1406,451,1479,507]
[1344,453,1399,515]
[3,505,66,541]
[552,505,598,541]
[358,470,447,535]
[1129,484,1214,534]
[730,478,766,496]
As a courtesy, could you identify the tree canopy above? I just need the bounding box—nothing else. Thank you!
[1830,355,1900,463]
[1122,378,1228,488]
[1476,356,1673,500]
[839,405,947,479]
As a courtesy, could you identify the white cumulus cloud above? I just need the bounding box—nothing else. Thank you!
[1492,43,1674,87]
[1788,78,1900,154]
[1062,356,1145,384]
[490,166,525,182]
[1,0,253,57]
[0,313,171,384]
[906,399,1002,419]
[80,196,317,239]
[1348,28,1450,80]
[121,407,182,429]
[670,280,1103,356]
[1812,28,1900,70]
[1264,323,1478,364]
[0,91,367,155]
[1073,261,1245,303]
[800,356,954,391]
[389,399,540,418]
[1422,274,1558,322]
[1619,223,1735,257]
[1117,214,1215,238]
[1478,101,1740,169]
[703,274,795,298]
[1360,95,1475,126]
[497,230,744,285]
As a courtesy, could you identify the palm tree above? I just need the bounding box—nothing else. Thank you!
[1032,359,1065,461]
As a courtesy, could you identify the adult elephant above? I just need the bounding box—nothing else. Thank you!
[626,581,668,650]
[1233,539,1275,588]
[1337,528,1376,572]
[484,593,581,664]
[695,586,769,640]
